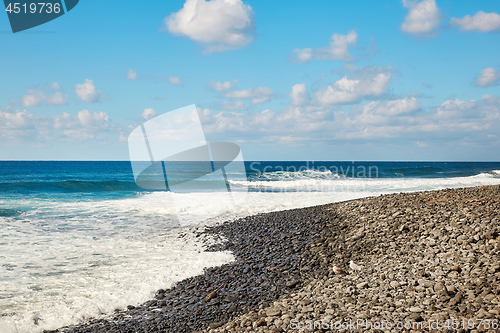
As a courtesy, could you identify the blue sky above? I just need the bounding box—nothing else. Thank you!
[1,0,499,161]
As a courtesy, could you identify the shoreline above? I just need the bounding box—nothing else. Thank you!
[49,185,500,332]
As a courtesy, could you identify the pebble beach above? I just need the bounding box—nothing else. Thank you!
[48,185,500,333]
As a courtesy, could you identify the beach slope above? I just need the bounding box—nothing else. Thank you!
[51,185,500,332]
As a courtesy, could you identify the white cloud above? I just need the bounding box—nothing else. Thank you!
[15,84,68,107]
[61,130,97,141]
[45,92,69,106]
[127,69,137,80]
[476,67,500,87]
[53,112,76,129]
[334,95,500,140]
[224,86,274,104]
[482,94,500,104]
[450,11,500,32]
[206,80,234,91]
[0,109,115,142]
[217,100,247,111]
[77,110,111,129]
[219,100,247,111]
[169,76,182,85]
[198,93,500,147]
[337,98,420,129]
[251,109,275,127]
[142,108,157,120]
[49,82,61,90]
[315,66,392,105]
[198,108,249,133]
[430,97,494,126]
[0,109,43,130]
[200,102,332,138]
[293,31,357,62]
[414,141,428,147]
[75,79,104,103]
[289,83,311,106]
[435,98,479,120]
[163,0,255,53]
[21,89,45,107]
[363,97,420,117]
[295,48,312,62]
[401,0,442,37]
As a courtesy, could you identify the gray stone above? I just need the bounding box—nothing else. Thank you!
[356,282,369,289]
[390,281,400,288]
[434,282,448,293]
[266,308,282,317]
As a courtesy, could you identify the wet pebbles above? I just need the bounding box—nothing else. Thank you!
[47,185,500,332]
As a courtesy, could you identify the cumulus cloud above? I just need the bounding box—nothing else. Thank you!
[293,31,357,62]
[1,109,114,142]
[435,98,477,119]
[162,0,255,53]
[364,97,420,117]
[401,0,442,38]
[49,82,61,90]
[328,97,421,135]
[53,110,112,131]
[127,69,137,80]
[45,92,69,106]
[206,80,235,92]
[197,107,246,133]
[198,93,500,148]
[53,112,74,130]
[224,86,274,104]
[75,79,105,103]
[476,68,500,87]
[341,97,421,129]
[339,95,498,140]
[289,83,312,106]
[200,102,334,139]
[77,110,110,129]
[315,66,392,105]
[432,97,500,133]
[63,110,115,141]
[450,11,500,32]
[219,100,247,111]
[13,84,68,107]
[21,89,45,107]
[0,109,44,130]
[169,76,182,85]
[142,108,157,120]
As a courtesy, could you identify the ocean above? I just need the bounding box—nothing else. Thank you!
[1,161,500,332]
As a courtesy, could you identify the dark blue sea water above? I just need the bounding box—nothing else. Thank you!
[1,161,500,332]
[1,160,500,196]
